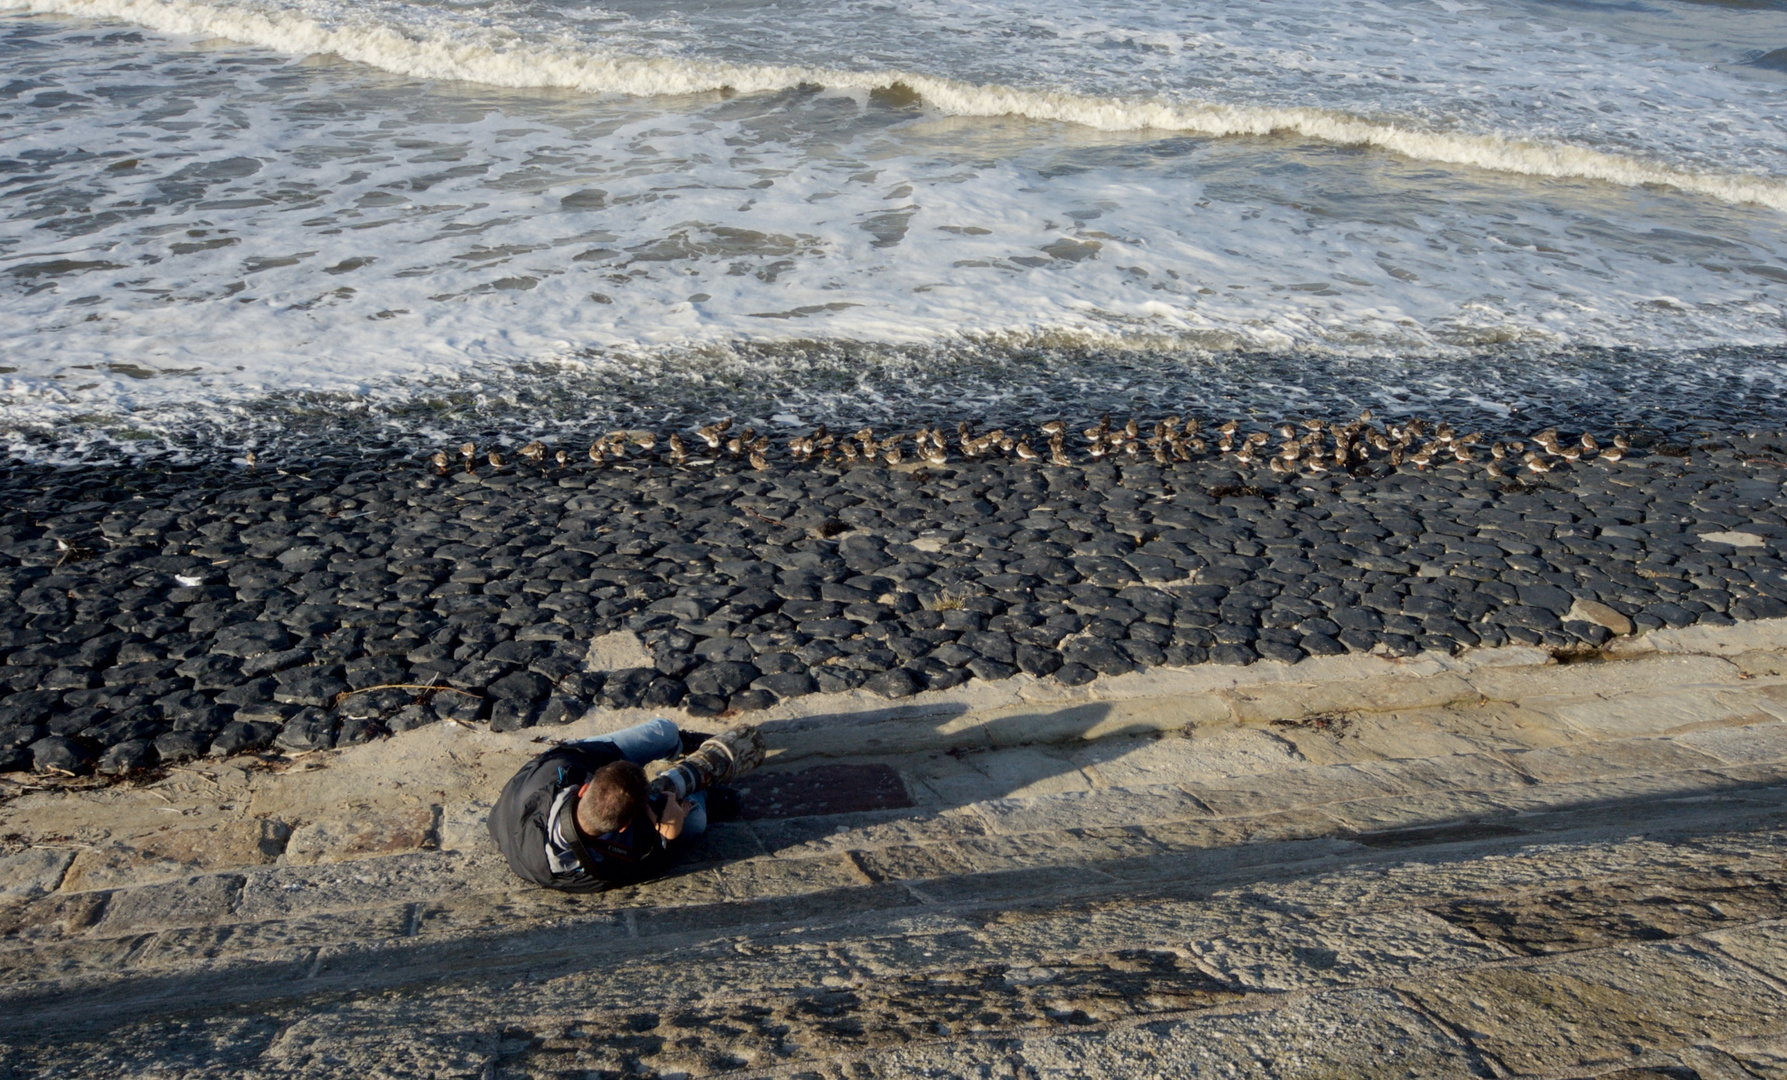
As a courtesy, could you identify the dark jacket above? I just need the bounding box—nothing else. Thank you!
[487,742,668,891]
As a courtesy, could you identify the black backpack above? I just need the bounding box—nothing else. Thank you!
[487,742,666,891]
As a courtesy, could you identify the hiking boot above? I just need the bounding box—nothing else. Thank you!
[678,729,716,755]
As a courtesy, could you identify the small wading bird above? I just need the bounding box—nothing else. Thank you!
[696,419,731,449]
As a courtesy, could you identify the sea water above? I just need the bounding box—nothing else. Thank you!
[1,0,1785,455]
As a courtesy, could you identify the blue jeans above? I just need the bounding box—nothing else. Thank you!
[572,718,708,840]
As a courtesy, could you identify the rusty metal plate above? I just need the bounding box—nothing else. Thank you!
[735,763,913,820]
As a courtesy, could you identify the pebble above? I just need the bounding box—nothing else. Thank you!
[0,424,1784,775]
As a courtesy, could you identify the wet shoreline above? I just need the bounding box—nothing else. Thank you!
[9,342,1787,467]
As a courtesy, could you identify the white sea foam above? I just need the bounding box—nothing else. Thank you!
[13,0,1787,211]
[2,0,1784,446]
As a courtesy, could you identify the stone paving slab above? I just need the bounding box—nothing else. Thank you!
[1406,942,1787,1076]
[885,988,1493,1078]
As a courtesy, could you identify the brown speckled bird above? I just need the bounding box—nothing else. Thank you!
[696,420,729,449]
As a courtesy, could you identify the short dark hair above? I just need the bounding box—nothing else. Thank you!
[576,760,649,836]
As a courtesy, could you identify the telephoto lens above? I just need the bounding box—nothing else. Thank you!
[649,726,767,800]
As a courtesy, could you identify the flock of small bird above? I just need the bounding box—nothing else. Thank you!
[425,411,1636,480]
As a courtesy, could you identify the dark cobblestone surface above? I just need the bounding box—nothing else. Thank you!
[2,421,1785,774]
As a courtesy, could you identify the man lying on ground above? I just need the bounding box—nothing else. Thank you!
[488,717,747,891]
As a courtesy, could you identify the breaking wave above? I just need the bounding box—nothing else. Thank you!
[14,0,1787,212]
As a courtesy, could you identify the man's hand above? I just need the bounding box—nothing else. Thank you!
[653,793,691,841]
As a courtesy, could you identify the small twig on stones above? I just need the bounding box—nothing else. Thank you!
[929,588,967,612]
[53,538,95,568]
[1270,714,1352,737]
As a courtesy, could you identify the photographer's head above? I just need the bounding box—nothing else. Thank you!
[576,760,649,837]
